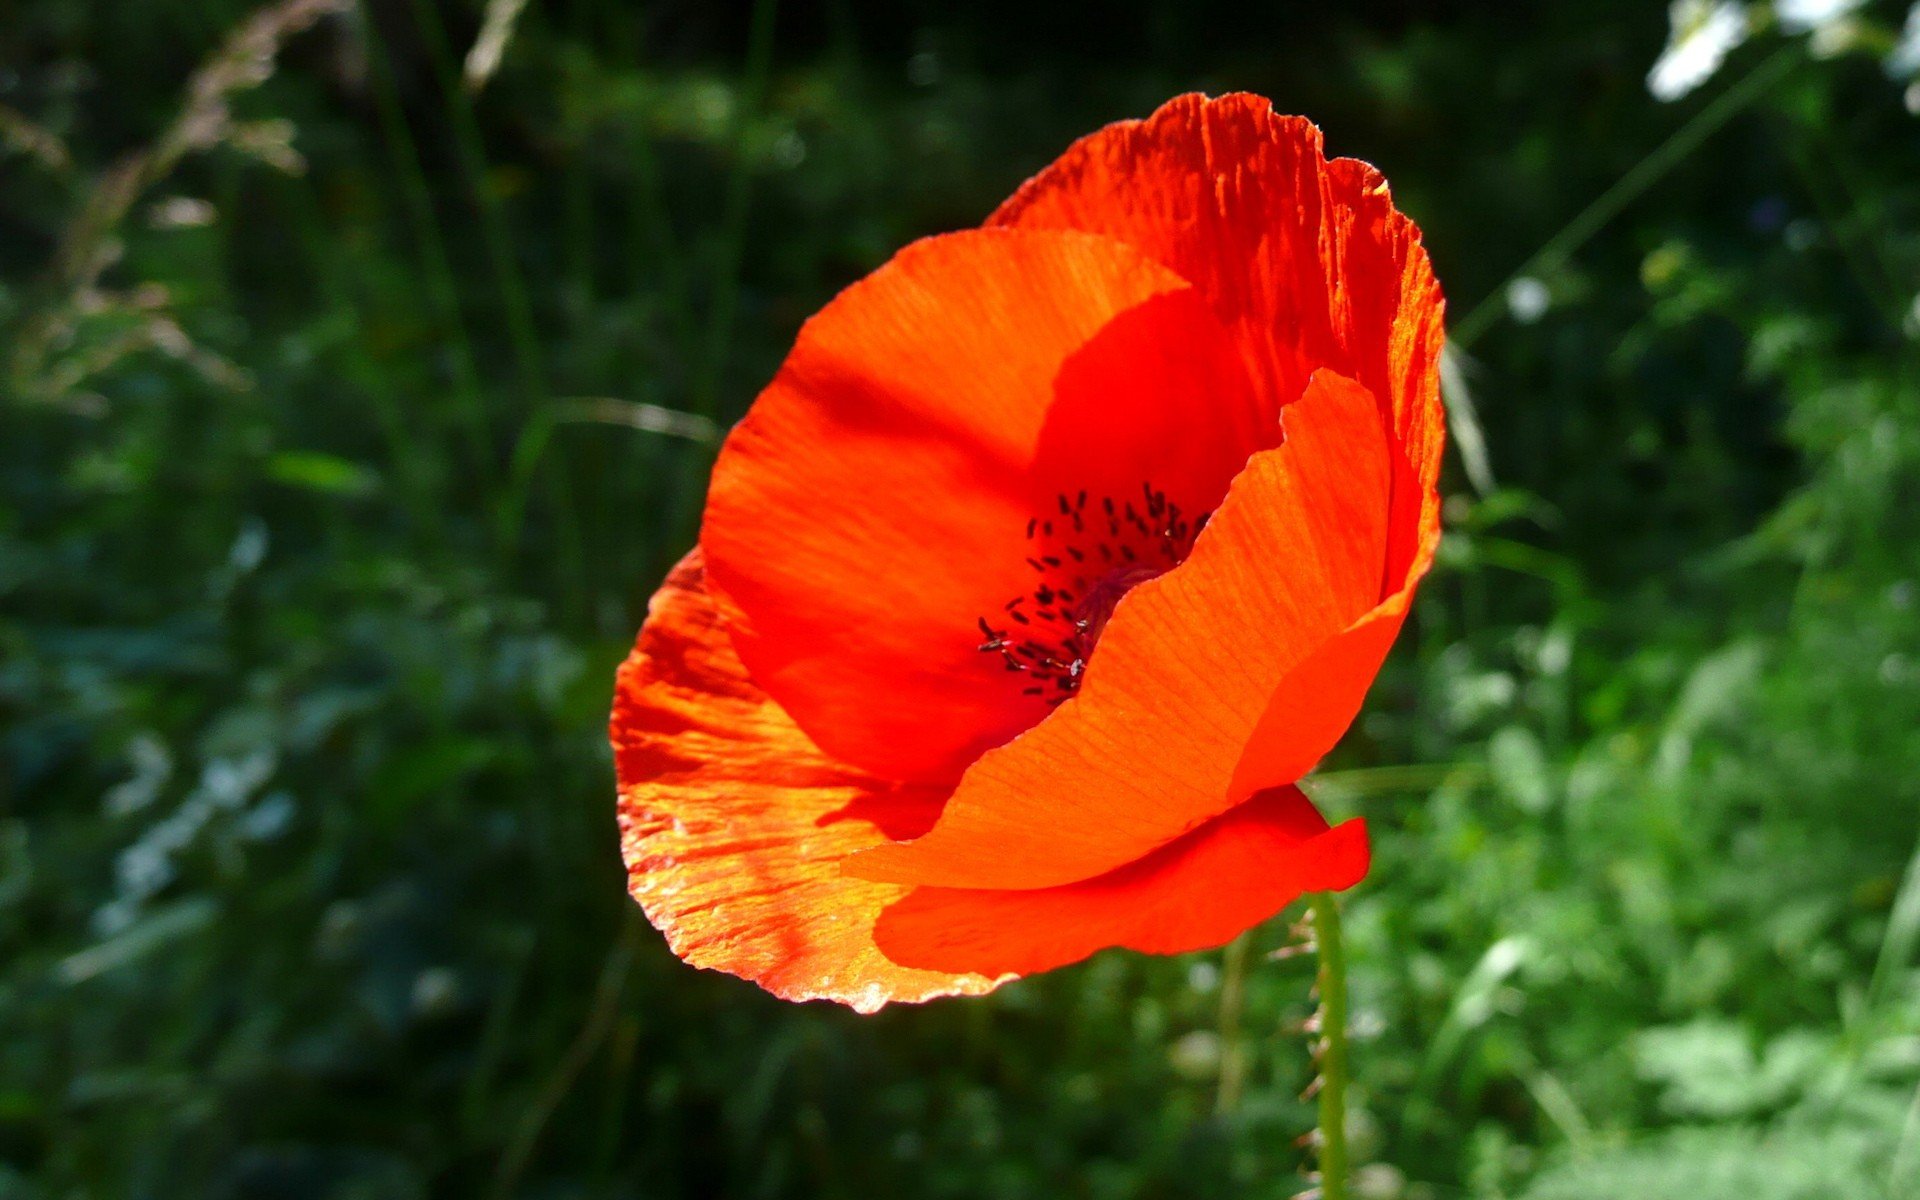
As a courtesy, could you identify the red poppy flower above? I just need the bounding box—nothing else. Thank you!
[611,93,1445,1011]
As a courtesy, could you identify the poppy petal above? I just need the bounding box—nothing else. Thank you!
[702,227,1260,785]
[873,787,1368,978]
[849,369,1430,890]
[613,550,1002,1011]
[1227,472,1435,797]
[990,92,1446,486]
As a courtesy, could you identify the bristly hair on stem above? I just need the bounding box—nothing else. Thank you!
[1214,930,1252,1115]
[1300,892,1350,1200]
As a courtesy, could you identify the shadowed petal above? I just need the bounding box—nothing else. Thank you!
[850,370,1430,890]
[991,92,1446,489]
[702,227,1262,784]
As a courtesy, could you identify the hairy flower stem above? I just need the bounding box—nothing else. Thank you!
[1214,930,1252,1114]
[1310,892,1350,1200]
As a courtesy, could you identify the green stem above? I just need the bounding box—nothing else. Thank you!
[1214,930,1252,1115]
[1310,892,1350,1200]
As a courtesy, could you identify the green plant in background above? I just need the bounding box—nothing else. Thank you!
[2,2,1917,1198]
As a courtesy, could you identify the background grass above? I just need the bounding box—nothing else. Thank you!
[4,2,1920,1197]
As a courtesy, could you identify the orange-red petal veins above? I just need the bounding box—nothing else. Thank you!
[990,92,1446,489]
[612,551,1001,1011]
[848,370,1427,891]
[701,227,1263,784]
[873,786,1368,978]
[1227,421,1437,796]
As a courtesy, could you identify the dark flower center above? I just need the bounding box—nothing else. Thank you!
[976,482,1210,706]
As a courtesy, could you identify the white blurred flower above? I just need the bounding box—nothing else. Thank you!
[1774,0,1863,32]
[104,733,173,817]
[1649,1,1752,102]
[148,196,217,229]
[241,791,296,841]
[1354,1163,1408,1200]
[1506,276,1552,324]
[1888,4,1920,78]
[1167,1029,1222,1078]
[90,898,139,938]
[115,842,175,899]
[1811,24,1862,57]
[229,517,269,573]
[197,750,276,810]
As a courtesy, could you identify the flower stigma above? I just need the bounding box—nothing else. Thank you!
[976,481,1210,706]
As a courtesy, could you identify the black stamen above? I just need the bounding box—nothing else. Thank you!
[978,481,1211,707]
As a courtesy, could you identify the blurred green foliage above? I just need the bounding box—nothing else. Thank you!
[3,1,1919,1197]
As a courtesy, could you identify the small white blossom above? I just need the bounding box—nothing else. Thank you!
[1774,0,1863,33]
[1888,4,1920,78]
[1506,277,1552,324]
[1649,1,1752,102]
[148,196,218,229]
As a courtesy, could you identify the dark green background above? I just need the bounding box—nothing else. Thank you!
[4,2,1919,1197]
